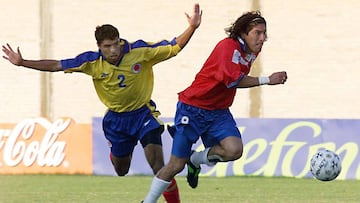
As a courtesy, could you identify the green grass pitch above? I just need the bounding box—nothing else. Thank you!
[0,175,359,203]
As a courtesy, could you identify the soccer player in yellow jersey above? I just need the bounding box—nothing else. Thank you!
[2,3,202,203]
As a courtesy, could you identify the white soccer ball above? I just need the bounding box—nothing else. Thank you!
[310,149,341,181]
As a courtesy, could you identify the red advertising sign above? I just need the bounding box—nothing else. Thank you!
[0,118,92,174]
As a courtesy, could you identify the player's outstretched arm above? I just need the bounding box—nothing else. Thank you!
[237,71,287,88]
[2,43,62,72]
[175,3,202,49]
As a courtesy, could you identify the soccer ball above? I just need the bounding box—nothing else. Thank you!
[310,149,341,181]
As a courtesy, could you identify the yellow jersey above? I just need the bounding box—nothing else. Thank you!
[61,38,181,112]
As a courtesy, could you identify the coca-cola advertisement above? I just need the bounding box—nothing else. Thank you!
[0,117,92,174]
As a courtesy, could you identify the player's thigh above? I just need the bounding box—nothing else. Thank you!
[140,125,164,165]
[102,110,139,157]
[171,124,199,158]
[202,110,241,148]
[141,126,165,172]
[140,126,164,163]
[140,125,163,147]
[171,102,203,158]
[108,136,137,157]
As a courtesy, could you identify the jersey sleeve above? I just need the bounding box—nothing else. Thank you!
[131,38,181,65]
[60,51,100,76]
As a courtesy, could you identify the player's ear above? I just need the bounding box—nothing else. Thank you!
[240,32,246,39]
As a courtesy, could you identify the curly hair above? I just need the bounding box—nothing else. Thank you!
[94,24,120,45]
[225,11,267,40]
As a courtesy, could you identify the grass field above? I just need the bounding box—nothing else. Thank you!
[0,175,359,203]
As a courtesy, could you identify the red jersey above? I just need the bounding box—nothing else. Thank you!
[179,37,258,110]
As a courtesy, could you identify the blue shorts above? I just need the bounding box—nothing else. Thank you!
[171,102,242,158]
[102,101,163,157]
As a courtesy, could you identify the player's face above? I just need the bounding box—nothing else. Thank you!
[242,24,267,53]
[98,38,122,64]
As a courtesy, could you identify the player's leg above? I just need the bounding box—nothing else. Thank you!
[143,124,194,203]
[143,155,188,203]
[109,153,132,176]
[140,102,180,203]
[102,109,138,176]
[187,109,243,187]
[169,102,206,189]
[105,133,136,176]
[190,136,243,166]
[186,136,242,188]
[168,123,201,188]
[141,128,180,203]
[207,136,243,162]
[141,126,165,174]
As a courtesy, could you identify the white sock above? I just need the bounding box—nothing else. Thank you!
[190,147,216,167]
[143,176,171,203]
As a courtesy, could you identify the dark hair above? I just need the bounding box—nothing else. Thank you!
[225,11,267,40]
[94,24,120,45]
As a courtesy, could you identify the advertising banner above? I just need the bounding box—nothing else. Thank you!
[92,117,360,180]
[0,117,92,174]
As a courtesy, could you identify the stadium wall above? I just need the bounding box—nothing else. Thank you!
[1,0,360,124]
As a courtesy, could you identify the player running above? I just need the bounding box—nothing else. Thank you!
[143,11,287,203]
[2,4,202,203]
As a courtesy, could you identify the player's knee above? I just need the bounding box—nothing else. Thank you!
[221,138,243,161]
[111,156,131,176]
[226,146,243,161]
[234,147,243,160]
[114,167,129,176]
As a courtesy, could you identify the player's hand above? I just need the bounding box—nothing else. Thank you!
[268,71,287,85]
[185,3,202,29]
[2,43,23,66]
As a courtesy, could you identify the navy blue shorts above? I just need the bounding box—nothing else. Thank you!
[171,102,241,158]
[102,101,163,157]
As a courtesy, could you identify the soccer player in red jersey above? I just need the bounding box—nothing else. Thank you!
[3,4,202,203]
[143,11,287,202]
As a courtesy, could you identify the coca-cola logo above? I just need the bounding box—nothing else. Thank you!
[0,118,71,167]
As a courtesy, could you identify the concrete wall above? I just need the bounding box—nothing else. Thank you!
[1,0,359,123]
